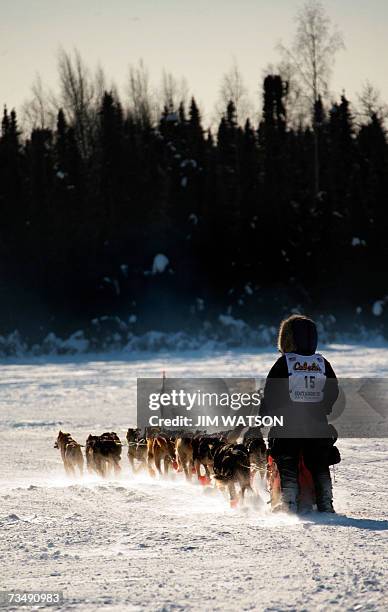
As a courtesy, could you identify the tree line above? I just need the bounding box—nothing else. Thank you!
[1,75,387,336]
[1,0,388,337]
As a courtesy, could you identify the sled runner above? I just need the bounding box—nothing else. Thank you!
[267,454,281,509]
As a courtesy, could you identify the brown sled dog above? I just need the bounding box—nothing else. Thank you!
[149,433,176,477]
[86,432,122,478]
[126,428,148,473]
[175,434,194,480]
[54,431,84,477]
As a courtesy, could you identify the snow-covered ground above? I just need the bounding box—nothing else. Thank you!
[1,345,387,611]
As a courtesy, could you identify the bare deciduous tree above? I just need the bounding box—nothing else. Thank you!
[215,61,254,125]
[57,48,102,158]
[20,74,57,133]
[94,64,107,105]
[279,0,344,106]
[278,0,344,196]
[357,81,388,123]
[160,70,189,112]
[127,60,154,127]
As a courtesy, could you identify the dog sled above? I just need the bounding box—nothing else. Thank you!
[267,444,341,513]
[266,454,316,511]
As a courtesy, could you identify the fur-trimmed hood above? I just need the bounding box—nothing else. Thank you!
[277,315,318,355]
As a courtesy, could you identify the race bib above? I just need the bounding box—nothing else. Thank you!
[285,353,326,403]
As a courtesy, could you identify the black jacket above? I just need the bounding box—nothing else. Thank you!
[260,354,339,438]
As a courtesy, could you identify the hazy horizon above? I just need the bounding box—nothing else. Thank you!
[2,0,388,124]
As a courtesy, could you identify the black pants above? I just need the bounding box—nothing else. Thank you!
[270,438,333,509]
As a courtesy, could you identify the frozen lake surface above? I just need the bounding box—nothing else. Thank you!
[1,344,387,611]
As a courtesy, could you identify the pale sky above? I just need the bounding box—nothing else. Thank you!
[1,0,388,124]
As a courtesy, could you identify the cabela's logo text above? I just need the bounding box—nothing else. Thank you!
[294,361,322,372]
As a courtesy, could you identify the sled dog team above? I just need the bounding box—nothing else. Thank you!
[55,426,267,507]
[54,315,341,513]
